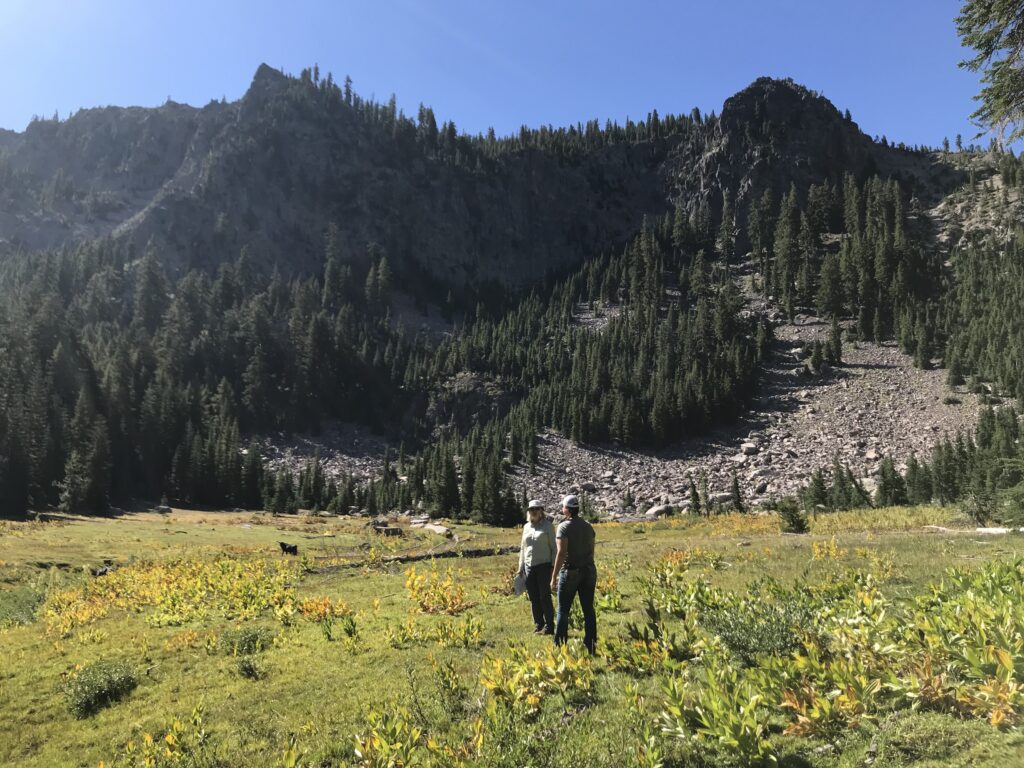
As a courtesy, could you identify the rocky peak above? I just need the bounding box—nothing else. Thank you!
[718,77,853,137]
[249,62,290,94]
[666,77,933,249]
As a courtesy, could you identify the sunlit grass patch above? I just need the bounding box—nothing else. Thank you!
[809,505,969,534]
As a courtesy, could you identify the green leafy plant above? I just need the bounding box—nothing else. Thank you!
[704,588,814,667]
[237,655,265,680]
[102,704,219,767]
[660,662,776,766]
[777,496,809,534]
[431,656,468,719]
[219,625,272,656]
[62,659,138,718]
[605,600,703,676]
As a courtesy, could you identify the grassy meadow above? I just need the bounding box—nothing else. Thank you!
[2,506,1024,767]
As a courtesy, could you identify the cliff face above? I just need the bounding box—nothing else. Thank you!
[0,65,678,290]
[0,69,954,289]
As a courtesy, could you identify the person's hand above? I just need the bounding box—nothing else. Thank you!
[549,577,558,593]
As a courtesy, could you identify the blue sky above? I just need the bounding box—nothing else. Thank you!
[0,0,987,148]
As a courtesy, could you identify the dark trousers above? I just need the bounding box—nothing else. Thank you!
[525,563,554,631]
[554,564,597,652]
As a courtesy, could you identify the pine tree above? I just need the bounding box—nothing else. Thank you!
[84,419,112,512]
[133,248,169,333]
[672,202,693,254]
[829,456,857,509]
[946,352,965,386]
[716,190,735,260]
[810,341,824,373]
[816,253,844,318]
[364,262,378,306]
[778,496,809,533]
[803,468,829,510]
[773,184,800,312]
[875,456,908,506]
[242,442,264,509]
[827,317,843,366]
[730,473,744,513]
[699,472,711,516]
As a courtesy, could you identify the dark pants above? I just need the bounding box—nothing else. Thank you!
[525,563,554,631]
[554,564,597,653]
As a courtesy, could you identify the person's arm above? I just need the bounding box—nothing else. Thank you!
[550,536,566,592]
[518,526,527,574]
[547,520,557,564]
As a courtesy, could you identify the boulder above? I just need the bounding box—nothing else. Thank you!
[740,442,760,455]
[646,504,673,518]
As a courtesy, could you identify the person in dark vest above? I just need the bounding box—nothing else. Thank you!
[517,499,556,634]
[549,494,597,653]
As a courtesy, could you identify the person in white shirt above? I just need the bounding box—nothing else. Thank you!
[518,499,556,634]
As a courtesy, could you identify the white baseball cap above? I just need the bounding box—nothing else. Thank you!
[561,494,580,509]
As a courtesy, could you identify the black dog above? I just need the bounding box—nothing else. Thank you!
[278,541,299,556]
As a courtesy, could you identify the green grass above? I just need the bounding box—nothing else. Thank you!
[1,506,1023,767]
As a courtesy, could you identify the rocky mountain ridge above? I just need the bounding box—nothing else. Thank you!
[0,67,956,299]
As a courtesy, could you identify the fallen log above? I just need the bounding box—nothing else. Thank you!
[311,544,520,573]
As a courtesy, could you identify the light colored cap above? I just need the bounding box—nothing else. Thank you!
[527,499,545,510]
[561,494,580,509]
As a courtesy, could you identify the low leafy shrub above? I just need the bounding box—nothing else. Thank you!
[595,575,624,611]
[433,615,483,648]
[704,586,815,666]
[219,625,272,656]
[0,584,46,627]
[780,646,883,739]
[661,662,775,766]
[236,656,265,680]
[604,600,703,676]
[297,595,352,622]
[777,497,809,534]
[480,643,595,718]
[102,704,221,767]
[405,563,473,615]
[431,656,468,719]
[384,617,425,648]
[62,660,138,718]
[353,708,440,767]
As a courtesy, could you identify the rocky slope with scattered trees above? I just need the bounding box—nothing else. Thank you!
[1,65,1021,525]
